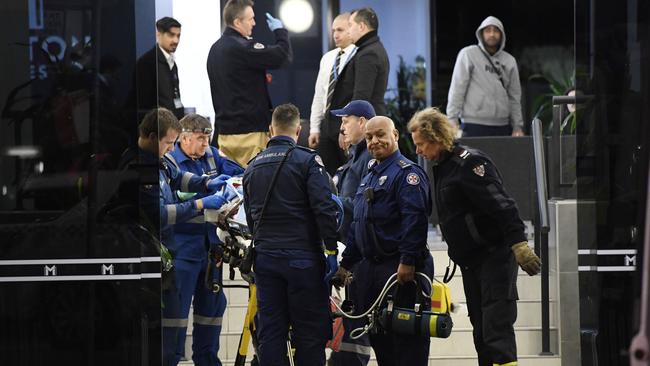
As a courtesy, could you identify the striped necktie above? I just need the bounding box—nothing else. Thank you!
[326,49,345,111]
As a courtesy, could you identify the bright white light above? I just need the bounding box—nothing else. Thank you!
[6,145,41,158]
[279,0,314,33]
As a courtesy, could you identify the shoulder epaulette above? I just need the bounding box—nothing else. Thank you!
[451,147,471,166]
[295,145,315,153]
[397,159,412,169]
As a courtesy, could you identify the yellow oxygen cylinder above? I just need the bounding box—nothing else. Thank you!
[430,281,452,313]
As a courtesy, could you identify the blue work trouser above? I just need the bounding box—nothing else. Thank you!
[328,263,371,366]
[163,257,227,366]
[354,255,434,366]
[254,251,332,366]
[162,284,182,366]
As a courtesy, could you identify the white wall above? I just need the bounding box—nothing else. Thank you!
[170,0,221,123]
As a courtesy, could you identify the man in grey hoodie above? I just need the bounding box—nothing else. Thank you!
[447,16,525,137]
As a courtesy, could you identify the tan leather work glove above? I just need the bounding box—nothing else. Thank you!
[511,242,541,276]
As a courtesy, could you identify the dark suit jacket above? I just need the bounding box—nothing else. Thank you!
[207,27,292,135]
[133,45,184,119]
[324,31,389,138]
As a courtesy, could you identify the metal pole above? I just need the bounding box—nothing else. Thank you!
[629,157,650,365]
[532,118,553,355]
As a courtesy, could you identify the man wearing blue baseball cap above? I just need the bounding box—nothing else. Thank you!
[328,100,375,366]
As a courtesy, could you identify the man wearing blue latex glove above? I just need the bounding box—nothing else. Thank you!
[265,12,284,31]
[136,108,235,366]
[243,104,338,366]
[207,0,293,167]
[163,113,244,366]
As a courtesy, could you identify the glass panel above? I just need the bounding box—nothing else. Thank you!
[0,1,161,364]
[576,0,650,364]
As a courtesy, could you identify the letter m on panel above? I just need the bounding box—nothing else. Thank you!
[101,264,115,275]
[44,265,57,276]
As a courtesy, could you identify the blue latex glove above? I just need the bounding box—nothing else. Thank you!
[266,12,284,31]
[201,193,227,210]
[223,184,239,202]
[324,254,338,284]
[207,174,231,192]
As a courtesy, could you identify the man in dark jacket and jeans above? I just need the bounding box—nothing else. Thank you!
[207,0,292,167]
[320,7,389,175]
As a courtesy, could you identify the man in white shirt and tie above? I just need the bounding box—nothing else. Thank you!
[309,13,357,174]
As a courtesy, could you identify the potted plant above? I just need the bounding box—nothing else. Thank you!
[385,55,427,160]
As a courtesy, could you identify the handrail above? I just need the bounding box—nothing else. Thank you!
[532,118,550,230]
[629,156,650,365]
[552,95,593,105]
[531,118,553,355]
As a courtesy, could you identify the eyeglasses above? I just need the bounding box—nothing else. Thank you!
[182,127,213,135]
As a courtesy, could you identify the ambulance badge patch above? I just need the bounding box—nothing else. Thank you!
[473,164,485,177]
[406,173,420,185]
[379,176,387,186]
[253,43,265,49]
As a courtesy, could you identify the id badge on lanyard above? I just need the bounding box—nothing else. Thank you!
[173,73,183,109]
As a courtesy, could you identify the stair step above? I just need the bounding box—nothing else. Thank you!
[179,354,561,366]
[182,241,556,363]
[186,326,557,360]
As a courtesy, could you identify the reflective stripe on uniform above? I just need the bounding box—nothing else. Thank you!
[162,318,188,328]
[165,153,180,170]
[193,315,223,326]
[165,204,177,225]
[181,172,193,191]
[206,150,217,171]
[186,215,205,224]
[338,342,372,356]
[493,362,517,366]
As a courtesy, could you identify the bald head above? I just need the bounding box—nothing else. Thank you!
[365,116,399,161]
[332,12,353,48]
[334,12,350,22]
[367,116,394,130]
